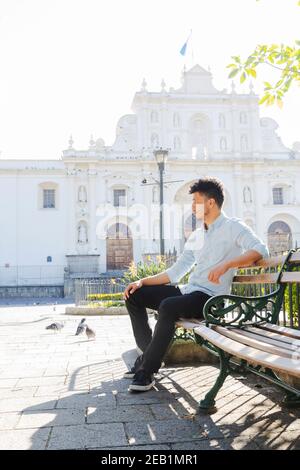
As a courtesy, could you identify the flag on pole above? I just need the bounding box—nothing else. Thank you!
[180,30,192,56]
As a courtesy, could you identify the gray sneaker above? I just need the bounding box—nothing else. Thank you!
[128,369,155,392]
[123,357,165,379]
[123,355,143,379]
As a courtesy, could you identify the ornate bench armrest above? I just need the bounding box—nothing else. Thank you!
[203,288,283,327]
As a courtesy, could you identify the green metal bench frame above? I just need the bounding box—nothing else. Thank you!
[192,249,300,411]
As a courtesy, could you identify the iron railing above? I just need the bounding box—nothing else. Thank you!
[75,278,127,306]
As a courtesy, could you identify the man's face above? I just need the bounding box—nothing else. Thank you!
[191,192,214,220]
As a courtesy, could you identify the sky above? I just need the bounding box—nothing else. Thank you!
[0,0,299,159]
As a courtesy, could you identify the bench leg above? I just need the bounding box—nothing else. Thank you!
[282,392,300,408]
[199,348,230,411]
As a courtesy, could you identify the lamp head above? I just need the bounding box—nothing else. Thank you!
[154,148,168,169]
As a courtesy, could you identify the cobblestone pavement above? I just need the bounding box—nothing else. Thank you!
[0,301,299,450]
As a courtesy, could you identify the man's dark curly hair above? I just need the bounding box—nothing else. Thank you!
[189,177,224,208]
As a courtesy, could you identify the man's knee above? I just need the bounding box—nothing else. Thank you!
[125,286,146,308]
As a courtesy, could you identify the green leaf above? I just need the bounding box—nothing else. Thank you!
[276,98,283,109]
[263,81,272,90]
[259,95,269,105]
[228,68,239,78]
[240,72,247,84]
[267,95,275,106]
[247,68,257,78]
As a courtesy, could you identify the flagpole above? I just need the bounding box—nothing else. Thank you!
[190,29,194,66]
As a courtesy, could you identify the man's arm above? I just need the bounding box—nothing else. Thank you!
[124,236,196,299]
[208,249,263,284]
[208,221,269,284]
[123,272,170,299]
[225,249,265,269]
[140,272,170,286]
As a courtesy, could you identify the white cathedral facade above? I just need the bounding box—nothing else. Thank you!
[1,65,300,290]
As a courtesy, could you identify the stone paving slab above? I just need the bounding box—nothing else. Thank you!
[0,412,21,430]
[124,418,224,445]
[86,405,154,424]
[0,397,58,413]
[48,423,128,449]
[89,445,172,451]
[0,301,300,450]
[55,392,117,410]
[0,428,50,450]
[16,409,85,429]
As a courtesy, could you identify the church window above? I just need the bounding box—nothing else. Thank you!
[173,113,181,128]
[219,114,226,129]
[113,189,126,207]
[151,111,159,123]
[151,133,159,147]
[220,137,227,151]
[240,112,248,125]
[174,136,181,150]
[43,189,55,208]
[272,187,284,205]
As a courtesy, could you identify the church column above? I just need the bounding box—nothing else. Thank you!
[250,102,262,156]
[230,102,239,158]
[253,174,267,243]
[233,166,243,218]
[161,100,167,148]
[66,172,77,254]
[96,171,107,273]
[88,170,97,254]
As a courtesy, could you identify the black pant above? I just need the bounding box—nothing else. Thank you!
[125,285,212,374]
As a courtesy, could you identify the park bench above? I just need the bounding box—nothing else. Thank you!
[176,248,300,411]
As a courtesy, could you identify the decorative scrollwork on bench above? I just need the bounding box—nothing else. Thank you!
[203,288,285,327]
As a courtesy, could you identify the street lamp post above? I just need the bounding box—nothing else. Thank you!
[141,149,182,259]
[154,148,168,256]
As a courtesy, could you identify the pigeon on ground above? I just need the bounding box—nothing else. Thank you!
[85,325,96,340]
[75,318,87,336]
[46,322,64,332]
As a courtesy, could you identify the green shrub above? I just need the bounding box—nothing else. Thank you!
[123,257,192,284]
[87,292,123,301]
[283,268,299,326]
[123,257,167,282]
[87,300,124,308]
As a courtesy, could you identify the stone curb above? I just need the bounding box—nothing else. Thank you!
[65,306,128,316]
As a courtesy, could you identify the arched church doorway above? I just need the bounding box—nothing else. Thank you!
[106,223,133,270]
[267,220,292,255]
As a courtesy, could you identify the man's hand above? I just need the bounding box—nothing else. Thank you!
[208,262,229,284]
[123,279,143,299]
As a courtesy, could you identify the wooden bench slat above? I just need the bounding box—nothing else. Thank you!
[213,326,295,359]
[254,255,285,268]
[232,272,300,284]
[247,326,300,347]
[228,327,299,353]
[176,319,203,329]
[233,273,279,283]
[281,272,300,283]
[252,251,300,268]
[193,324,300,378]
[257,323,300,339]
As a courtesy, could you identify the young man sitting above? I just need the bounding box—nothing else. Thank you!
[123,177,269,392]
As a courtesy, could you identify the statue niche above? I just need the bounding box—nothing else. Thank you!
[78,223,88,244]
[243,186,252,204]
[78,185,87,203]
